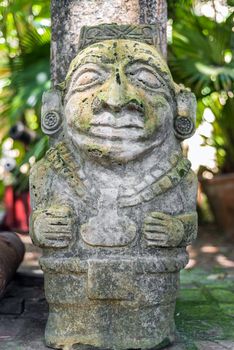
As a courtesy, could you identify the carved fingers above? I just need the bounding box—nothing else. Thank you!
[31,206,74,248]
[143,211,184,247]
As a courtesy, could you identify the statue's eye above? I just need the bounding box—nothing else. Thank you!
[68,66,108,94]
[127,67,161,90]
[65,65,108,102]
[76,70,103,88]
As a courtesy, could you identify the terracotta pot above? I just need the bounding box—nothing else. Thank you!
[201,173,234,236]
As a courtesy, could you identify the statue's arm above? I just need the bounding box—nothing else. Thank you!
[143,169,198,247]
[175,212,197,245]
[143,211,197,247]
[177,169,198,245]
[29,159,74,249]
[30,206,74,249]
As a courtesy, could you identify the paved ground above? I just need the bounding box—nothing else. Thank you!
[0,225,233,350]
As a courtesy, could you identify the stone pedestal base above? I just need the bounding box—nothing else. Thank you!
[40,253,188,350]
[45,302,175,350]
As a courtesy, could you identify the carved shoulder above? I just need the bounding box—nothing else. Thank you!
[30,157,54,210]
[180,169,198,212]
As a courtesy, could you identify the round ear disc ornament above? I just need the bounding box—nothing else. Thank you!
[174,116,195,140]
[41,111,62,135]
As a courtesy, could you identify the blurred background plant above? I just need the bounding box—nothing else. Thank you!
[0,0,50,202]
[168,0,234,176]
[168,0,234,229]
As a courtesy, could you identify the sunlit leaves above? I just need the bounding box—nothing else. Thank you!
[0,0,50,194]
[168,8,234,96]
[168,6,234,174]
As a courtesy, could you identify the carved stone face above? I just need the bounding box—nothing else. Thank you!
[64,40,176,162]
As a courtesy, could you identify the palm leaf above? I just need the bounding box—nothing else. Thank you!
[168,9,234,97]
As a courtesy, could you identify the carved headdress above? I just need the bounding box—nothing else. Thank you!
[77,24,162,52]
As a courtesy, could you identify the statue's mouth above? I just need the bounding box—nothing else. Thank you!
[87,111,145,141]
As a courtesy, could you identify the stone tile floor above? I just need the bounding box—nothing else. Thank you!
[0,225,233,350]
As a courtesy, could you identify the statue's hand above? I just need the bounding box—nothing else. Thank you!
[143,212,184,247]
[30,206,74,248]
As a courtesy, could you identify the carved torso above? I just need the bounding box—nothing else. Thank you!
[31,139,197,254]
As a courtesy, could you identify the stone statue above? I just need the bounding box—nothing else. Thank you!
[30,24,198,350]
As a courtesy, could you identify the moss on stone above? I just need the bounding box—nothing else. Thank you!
[85,143,110,158]
[176,267,234,348]
[64,39,174,93]
[78,114,92,132]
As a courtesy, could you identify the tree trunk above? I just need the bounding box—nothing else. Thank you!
[51,0,168,85]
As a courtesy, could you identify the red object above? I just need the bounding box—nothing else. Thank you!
[3,186,30,233]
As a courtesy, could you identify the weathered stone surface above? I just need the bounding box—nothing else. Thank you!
[30,24,198,350]
[1,256,234,349]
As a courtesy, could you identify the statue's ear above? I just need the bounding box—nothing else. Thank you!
[41,89,63,136]
[174,87,197,140]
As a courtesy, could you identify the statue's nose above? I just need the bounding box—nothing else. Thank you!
[102,72,127,111]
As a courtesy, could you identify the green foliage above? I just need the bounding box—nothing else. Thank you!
[0,0,50,195]
[168,6,234,174]
[169,8,234,98]
[0,0,50,124]
[206,94,234,173]
[168,0,194,19]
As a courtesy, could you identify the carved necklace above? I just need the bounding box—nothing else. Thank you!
[45,142,191,208]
